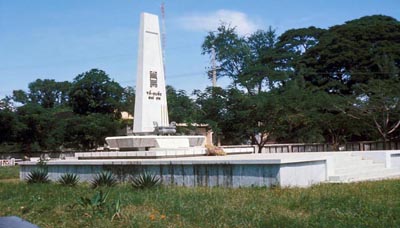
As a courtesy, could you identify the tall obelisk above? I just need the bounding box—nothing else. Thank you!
[133,13,169,133]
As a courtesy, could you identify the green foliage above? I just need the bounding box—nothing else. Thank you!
[77,190,124,220]
[12,89,29,105]
[194,87,227,137]
[111,197,122,221]
[13,104,69,153]
[0,68,127,153]
[0,109,18,143]
[64,113,122,150]
[26,168,50,184]
[352,78,400,145]
[91,171,117,189]
[198,15,400,145]
[302,15,400,95]
[69,69,123,116]
[120,86,135,115]
[58,173,79,186]
[12,79,71,108]
[78,190,109,209]
[130,172,162,189]
[299,15,400,143]
[167,85,198,123]
[202,24,286,94]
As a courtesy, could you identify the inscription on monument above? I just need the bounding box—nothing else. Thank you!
[150,71,158,88]
[147,90,162,100]
[148,71,161,100]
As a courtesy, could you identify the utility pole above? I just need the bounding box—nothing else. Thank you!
[211,47,217,87]
[161,1,166,78]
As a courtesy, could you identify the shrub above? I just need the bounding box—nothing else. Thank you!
[91,171,117,188]
[130,172,162,189]
[205,144,226,156]
[77,190,109,215]
[26,168,50,184]
[58,173,79,186]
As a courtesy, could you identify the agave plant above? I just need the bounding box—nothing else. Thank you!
[58,173,79,186]
[111,197,122,221]
[130,172,162,189]
[91,171,117,188]
[78,190,109,209]
[77,190,109,215]
[26,168,50,184]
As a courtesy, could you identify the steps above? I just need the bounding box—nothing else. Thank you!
[327,153,400,183]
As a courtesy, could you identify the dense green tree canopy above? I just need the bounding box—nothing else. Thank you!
[0,109,17,144]
[69,69,123,116]
[12,79,71,108]
[194,87,227,138]
[202,25,287,94]
[120,86,135,115]
[199,15,400,148]
[2,69,124,152]
[166,85,198,123]
[302,15,400,95]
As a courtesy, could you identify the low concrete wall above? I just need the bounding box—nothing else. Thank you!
[260,141,400,153]
[352,151,400,168]
[20,156,327,188]
[280,160,326,187]
[390,153,400,169]
[0,152,75,160]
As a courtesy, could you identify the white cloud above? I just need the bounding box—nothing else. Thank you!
[179,9,262,36]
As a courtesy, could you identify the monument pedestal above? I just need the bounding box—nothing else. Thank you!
[105,135,206,151]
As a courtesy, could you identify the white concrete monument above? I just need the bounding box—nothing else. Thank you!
[105,12,205,154]
[134,13,169,133]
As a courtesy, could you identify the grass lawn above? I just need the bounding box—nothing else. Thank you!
[0,166,399,227]
[0,166,19,180]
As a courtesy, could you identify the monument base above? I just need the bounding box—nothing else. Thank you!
[75,147,207,159]
[105,135,206,151]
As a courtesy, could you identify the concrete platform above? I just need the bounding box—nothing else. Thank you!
[327,151,400,182]
[105,135,206,150]
[20,153,328,187]
[19,151,400,188]
[75,147,206,159]
[74,146,254,159]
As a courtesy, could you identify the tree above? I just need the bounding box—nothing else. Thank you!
[301,15,400,95]
[0,109,18,144]
[12,90,29,105]
[194,87,227,145]
[225,88,291,153]
[64,113,122,150]
[166,85,197,123]
[0,96,15,111]
[69,69,123,116]
[28,79,71,108]
[200,25,327,149]
[277,27,326,58]
[120,86,135,115]
[202,25,286,94]
[221,88,253,145]
[351,78,400,148]
[14,104,67,153]
[12,79,71,108]
[300,15,400,144]
[298,89,364,150]
[276,26,326,83]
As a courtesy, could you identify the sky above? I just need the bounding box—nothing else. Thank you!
[0,0,399,98]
